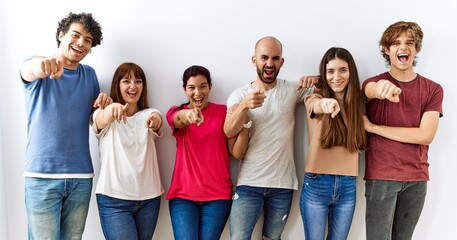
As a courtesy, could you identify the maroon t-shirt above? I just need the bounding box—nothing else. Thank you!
[362,72,443,181]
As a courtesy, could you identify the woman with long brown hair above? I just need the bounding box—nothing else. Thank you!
[299,47,367,240]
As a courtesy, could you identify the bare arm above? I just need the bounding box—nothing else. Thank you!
[224,90,265,137]
[224,103,250,138]
[363,111,440,145]
[20,56,64,82]
[364,80,402,102]
[228,127,250,160]
[145,112,163,134]
[309,97,341,118]
[296,75,321,90]
[173,108,204,129]
[95,103,130,130]
[226,104,251,159]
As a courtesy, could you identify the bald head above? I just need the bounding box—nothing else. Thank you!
[254,36,283,55]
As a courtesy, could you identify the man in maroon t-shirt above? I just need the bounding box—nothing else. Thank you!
[362,21,444,240]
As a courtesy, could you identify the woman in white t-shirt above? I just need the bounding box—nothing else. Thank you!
[92,62,164,240]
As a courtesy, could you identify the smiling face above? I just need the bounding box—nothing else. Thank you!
[184,75,211,110]
[325,57,350,99]
[57,23,93,68]
[385,32,417,73]
[120,70,143,106]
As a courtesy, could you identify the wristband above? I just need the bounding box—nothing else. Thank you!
[243,120,252,129]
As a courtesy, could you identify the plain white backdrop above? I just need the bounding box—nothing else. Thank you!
[1,0,456,239]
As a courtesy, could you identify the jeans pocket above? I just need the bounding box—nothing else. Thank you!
[304,172,319,179]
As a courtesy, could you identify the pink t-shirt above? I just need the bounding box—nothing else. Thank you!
[362,72,443,181]
[166,103,232,201]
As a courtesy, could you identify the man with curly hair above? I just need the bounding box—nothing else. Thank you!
[20,12,111,239]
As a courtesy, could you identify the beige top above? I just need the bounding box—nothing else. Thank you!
[304,94,359,176]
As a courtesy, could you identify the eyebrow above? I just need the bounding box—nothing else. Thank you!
[71,30,94,41]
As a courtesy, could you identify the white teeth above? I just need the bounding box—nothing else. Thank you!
[71,46,83,53]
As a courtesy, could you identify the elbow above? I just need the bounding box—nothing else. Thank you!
[418,137,434,146]
[231,153,244,161]
[224,125,237,138]
[417,133,436,146]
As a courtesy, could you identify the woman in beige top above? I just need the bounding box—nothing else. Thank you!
[299,47,367,240]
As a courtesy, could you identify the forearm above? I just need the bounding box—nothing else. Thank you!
[20,57,47,82]
[228,127,249,160]
[95,109,115,130]
[224,104,249,137]
[368,125,434,145]
[364,82,377,100]
[173,110,189,129]
[366,111,440,145]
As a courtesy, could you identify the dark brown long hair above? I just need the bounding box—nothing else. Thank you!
[318,47,367,152]
[109,62,149,110]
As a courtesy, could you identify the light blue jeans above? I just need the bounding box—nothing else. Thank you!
[169,198,231,240]
[299,173,356,240]
[25,177,92,240]
[230,185,294,240]
[365,180,427,240]
[97,194,161,240]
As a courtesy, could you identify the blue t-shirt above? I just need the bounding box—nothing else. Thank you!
[22,63,100,174]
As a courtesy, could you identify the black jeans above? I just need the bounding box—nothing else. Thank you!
[365,180,427,240]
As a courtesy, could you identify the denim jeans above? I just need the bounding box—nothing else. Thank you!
[230,185,294,240]
[169,198,231,240]
[96,194,161,240]
[24,177,92,240]
[365,180,427,240]
[299,173,356,240]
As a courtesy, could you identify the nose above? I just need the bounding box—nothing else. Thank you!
[76,37,84,46]
[195,87,201,95]
[127,80,136,88]
[399,42,408,50]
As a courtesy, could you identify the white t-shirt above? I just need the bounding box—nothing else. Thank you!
[93,108,164,200]
[227,79,313,190]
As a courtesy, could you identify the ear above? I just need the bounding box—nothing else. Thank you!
[384,46,390,55]
[280,57,285,67]
[58,31,65,42]
[251,56,256,66]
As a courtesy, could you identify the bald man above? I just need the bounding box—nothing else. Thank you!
[224,36,317,240]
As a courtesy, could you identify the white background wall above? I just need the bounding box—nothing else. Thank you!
[1,0,456,239]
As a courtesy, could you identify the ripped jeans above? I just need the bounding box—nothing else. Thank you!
[230,185,293,240]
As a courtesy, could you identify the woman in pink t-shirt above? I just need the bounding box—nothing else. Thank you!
[166,65,248,239]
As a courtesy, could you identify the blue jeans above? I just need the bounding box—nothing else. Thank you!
[96,194,161,240]
[24,177,92,240]
[299,173,356,240]
[230,185,294,240]
[169,198,231,240]
[365,180,427,240]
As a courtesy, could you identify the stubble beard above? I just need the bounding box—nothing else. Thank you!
[256,65,280,85]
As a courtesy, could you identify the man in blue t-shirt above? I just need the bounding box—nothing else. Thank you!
[20,12,112,239]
